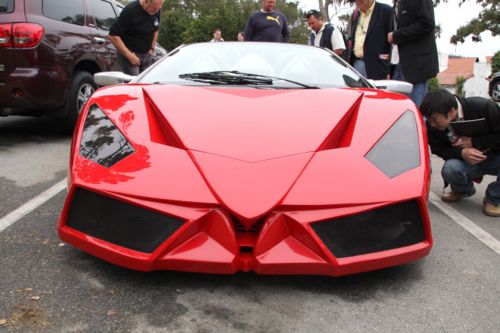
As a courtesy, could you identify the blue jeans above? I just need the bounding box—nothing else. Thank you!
[442,152,500,206]
[392,64,428,107]
[392,63,405,81]
[117,52,152,75]
[354,59,367,78]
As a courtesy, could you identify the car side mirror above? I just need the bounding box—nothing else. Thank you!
[94,72,136,86]
[368,79,413,95]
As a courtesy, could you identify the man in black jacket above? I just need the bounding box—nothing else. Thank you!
[420,89,500,216]
[348,0,393,80]
[387,0,438,107]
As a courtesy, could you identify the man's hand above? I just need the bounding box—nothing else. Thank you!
[387,32,394,44]
[127,52,140,66]
[461,147,487,164]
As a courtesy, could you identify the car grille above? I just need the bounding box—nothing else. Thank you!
[66,188,184,253]
[311,200,426,258]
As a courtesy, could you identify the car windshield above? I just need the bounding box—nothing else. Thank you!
[139,42,369,89]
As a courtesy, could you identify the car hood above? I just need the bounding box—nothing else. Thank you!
[136,85,364,161]
[84,84,420,223]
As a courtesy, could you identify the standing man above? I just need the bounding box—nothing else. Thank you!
[109,0,164,75]
[244,0,289,43]
[420,89,500,216]
[387,0,438,107]
[306,9,345,57]
[348,0,393,80]
[210,29,224,42]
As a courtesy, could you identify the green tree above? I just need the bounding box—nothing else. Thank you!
[491,50,500,74]
[427,77,440,91]
[439,0,500,44]
[455,76,466,97]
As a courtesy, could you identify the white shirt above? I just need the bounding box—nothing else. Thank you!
[310,23,345,52]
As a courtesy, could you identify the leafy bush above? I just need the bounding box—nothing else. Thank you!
[455,76,466,97]
[491,51,500,74]
[427,77,440,91]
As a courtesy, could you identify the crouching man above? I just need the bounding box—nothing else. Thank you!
[420,89,500,216]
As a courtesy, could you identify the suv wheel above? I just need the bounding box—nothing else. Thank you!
[492,79,500,103]
[60,71,96,133]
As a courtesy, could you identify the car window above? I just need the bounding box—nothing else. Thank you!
[140,43,369,89]
[89,0,118,31]
[0,0,14,13]
[43,0,85,26]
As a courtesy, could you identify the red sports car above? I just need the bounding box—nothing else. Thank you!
[58,42,432,276]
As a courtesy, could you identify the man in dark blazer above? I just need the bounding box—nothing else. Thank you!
[388,0,439,107]
[348,0,393,80]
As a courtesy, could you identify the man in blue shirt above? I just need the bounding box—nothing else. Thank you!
[244,0,289,42]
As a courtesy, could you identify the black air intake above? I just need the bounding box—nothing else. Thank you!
[311,200,426,258]
[67,189,184,253]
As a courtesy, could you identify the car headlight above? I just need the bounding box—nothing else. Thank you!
[79,104,135,167]
[365,110,420,178]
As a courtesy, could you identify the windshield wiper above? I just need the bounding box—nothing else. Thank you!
[178,70,317,89]
[179,71,272,85]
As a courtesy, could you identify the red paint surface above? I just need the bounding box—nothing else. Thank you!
[59,85,432,276]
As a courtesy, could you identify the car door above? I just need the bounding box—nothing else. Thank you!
[86,0,121,71]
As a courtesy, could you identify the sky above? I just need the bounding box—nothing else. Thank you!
[297,0,499,59]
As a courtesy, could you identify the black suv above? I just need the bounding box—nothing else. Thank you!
[0,0,123,131]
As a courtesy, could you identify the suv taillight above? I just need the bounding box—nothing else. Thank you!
[0,24,12,47]
[0,23,44,48]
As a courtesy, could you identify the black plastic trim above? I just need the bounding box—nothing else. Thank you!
[67,188,184,253]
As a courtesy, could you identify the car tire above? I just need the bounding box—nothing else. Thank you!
[59,71,96,133]
[491,79,500,103]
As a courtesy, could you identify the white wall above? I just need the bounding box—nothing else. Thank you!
[465,60,491,98]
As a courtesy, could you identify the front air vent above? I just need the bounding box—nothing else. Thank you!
[312,200,426,258]
[142,88,185,149]
[318,93,363,150]
[66,188,184,253]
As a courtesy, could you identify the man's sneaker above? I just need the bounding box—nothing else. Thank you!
[441,188,476,203]
[483,202,500,217]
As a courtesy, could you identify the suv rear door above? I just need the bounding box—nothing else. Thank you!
[86,0,121,71]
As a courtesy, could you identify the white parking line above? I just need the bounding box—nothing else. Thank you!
[429,192,500,256]
[0,178,67,233]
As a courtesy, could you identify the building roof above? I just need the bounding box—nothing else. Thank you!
[437,57,476,85]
